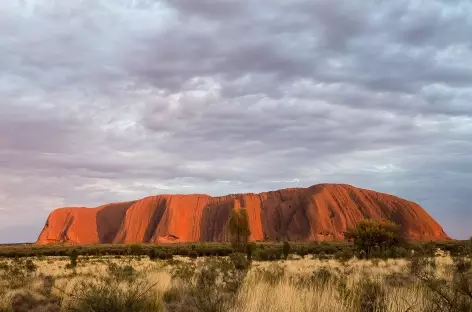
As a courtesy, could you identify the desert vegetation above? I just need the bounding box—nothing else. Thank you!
[1,248,471,312]
[0,221,471,312]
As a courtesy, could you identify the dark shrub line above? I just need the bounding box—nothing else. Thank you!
[0,240,469,260]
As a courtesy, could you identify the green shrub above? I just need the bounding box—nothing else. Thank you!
[314,251,328,260]
[107,262,136,282]
[254,249,268,261]
[246,243,255,261]
[465,237,472,256]
[257,248,282,261]
[315,242,339,255]
[24,259,37,273]
[168,257,247,312]
[282,241,291,260]
[162,286,181,304]
[188,251,198,259]
[195,258,247,311]
[369,245,382,259]
[345,220,405,258]
[171,261,197,283]
[127,244,143,256]
[157,251,168,260]
[357,250,367,259]
[310,267,336,287]
[67,249,78,269]
[63,277,161,312]
[148,249,157,261]
[229,252,250,270]
[394,246,409,258]
[334,250,353,262]
[297,246,308,258]
[415,241,437,258]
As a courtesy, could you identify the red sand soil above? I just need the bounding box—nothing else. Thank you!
[36,184,449,244]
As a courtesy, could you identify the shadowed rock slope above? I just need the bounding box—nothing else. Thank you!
[36,184,449,244]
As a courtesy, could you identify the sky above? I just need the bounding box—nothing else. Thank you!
[1,0,471,243]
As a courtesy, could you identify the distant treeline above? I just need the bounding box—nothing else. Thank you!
[0,240,470,260]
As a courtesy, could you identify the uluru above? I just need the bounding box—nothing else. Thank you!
[36,183,449,245]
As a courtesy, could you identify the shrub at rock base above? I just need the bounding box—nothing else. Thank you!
[344,219,405,258]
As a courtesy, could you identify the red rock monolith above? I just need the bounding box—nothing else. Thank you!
[36,184,449,244]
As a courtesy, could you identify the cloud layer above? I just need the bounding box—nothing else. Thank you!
[1,0,471,242]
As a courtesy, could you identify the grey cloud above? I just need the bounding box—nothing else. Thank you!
[0,0,471,242]
[125,0,472,104]
[169,0,246,19]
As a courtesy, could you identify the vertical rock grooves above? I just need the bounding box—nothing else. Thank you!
[36,183,450,244]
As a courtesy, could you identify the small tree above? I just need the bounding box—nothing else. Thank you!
[344,219,405,257]
[68,249,78,269]
[282,241,291,260]
[246,242,255,261]
[229,209,251,252]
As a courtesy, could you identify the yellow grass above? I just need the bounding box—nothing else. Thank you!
[0,255,464,312]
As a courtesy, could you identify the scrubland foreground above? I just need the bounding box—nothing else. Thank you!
[0,250,471,312]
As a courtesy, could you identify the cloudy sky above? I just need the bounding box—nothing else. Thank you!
[1,0,471,243]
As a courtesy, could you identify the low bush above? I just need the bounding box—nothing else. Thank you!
[0,259,35,290]
[148,249,157,261]
[66,250,78,269]
[107,262,136,282]
[333,250,353,262]
[157,251,167,260]
[171,261,197,283]
[63,277,161,312]
[246,243,255,261]
[168,257,248,312]
[229,252,249,270]
[162,287,181,305]
[188,251,198,259]
[312,267,336,287]
[345,220,405,258]
[253,249,268,261]
[127,244,143,256]
[412,256,472,312]
[296,246,309,258]
[24,259,37,273]
[10,291,61,312]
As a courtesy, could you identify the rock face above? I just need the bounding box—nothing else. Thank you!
[36,184,449,244]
